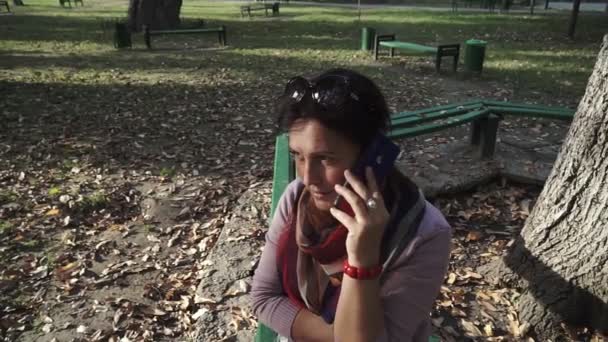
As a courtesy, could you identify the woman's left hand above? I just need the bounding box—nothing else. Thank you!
[329,167,390,268]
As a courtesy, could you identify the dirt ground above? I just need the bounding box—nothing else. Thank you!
[0,56,597,342]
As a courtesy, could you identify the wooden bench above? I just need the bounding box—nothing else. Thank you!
[0,0,10,13]
[374,34,460,73]
[143,25,227,49]
[59,0,83,7]
[240,2,279,17]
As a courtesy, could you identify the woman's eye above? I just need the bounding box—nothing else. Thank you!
[321,157,335,164]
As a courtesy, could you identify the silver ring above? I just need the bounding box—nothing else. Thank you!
[366,198,377,210]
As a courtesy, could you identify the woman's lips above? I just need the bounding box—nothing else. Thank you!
[311,190,334,200]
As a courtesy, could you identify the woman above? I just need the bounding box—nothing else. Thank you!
[251,68,451,342]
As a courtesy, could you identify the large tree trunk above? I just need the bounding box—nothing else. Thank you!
[491,35,608,340]
[127,0,182,32]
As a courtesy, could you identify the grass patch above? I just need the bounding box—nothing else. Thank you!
[48,187,61,197]
[80,190,108,211]
[159,167,176,178]
[0,221,13,236]
[0,191,18,205]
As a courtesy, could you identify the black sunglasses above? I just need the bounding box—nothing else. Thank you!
[282,75,360,109]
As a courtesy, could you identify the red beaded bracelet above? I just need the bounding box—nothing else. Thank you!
[342,259,382,279]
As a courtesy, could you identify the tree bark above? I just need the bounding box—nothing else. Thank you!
[530,0,535,15]
[127,0,182,32]
[568,0,581,38]
[493,35,608,340]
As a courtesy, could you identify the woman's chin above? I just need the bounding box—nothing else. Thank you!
[312,197,334,211]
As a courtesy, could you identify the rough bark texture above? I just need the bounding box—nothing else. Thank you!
[500,35,608,339]
[127,0,182,32]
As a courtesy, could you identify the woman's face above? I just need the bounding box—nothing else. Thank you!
[288,119,360,211]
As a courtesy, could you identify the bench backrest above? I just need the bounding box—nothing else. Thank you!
[270,100,574,214]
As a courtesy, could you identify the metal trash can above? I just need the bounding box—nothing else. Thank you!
[360,27,376,51]
[113,22,132,49]
[464,39,487,73]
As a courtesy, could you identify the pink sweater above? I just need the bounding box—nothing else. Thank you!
[251,180,451,341]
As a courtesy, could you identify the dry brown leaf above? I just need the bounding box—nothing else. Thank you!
[461,320,483,337]
[45,208,60,216]
[484,322,494,336]
[466,230,484,241]
[451,307,467,317]
[447,272,457,285]
[192,308,210,320]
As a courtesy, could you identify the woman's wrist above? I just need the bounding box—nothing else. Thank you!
[347,253,380,268]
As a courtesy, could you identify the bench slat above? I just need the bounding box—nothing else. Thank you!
[148,28,224,35]
[483,100,574,115]
[391,104,484,128]
[379,41,437,54]
[389,109,491,139]
[486,106,574,121]
[270,134,293,218]
[391,100,483,120]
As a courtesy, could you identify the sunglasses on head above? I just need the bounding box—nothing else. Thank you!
[282,75,360,109]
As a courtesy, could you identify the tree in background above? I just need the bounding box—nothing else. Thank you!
[128,0,182,32]
[567,0,581,38]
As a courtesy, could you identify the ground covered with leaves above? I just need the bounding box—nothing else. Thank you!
[2,0,608,341]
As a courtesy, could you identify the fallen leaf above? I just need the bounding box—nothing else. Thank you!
[447,272,457,285]
[46,208,60,216]
[192,308,209,320]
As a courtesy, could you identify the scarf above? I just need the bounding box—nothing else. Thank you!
[276,171,426,322]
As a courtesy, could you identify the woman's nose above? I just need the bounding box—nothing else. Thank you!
[301,160,319,187]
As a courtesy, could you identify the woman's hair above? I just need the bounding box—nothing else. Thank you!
[276,68,390,148]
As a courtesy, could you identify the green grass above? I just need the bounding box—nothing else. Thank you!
[0,221,13,236]
[1,0,606,104]
[0,190,18,205]
[48,187,61,197]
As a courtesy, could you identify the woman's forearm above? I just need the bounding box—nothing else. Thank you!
[334,276,384,342]
[292,308,334,342]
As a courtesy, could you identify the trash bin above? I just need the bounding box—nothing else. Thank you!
[360,27,376,51]
[464,39,487,73]
[113,22,132,49]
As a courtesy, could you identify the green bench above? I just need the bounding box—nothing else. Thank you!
[374,34,461,73]
[254,100,574,341]
[390,100,574,158]
[59,0,83,7]
[143,25,226,49]
[241,2,279,17]
[0,0,10,12]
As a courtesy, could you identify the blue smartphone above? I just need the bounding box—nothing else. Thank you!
[334,133,400,214]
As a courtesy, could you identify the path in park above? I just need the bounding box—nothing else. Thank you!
[214,0,607,12]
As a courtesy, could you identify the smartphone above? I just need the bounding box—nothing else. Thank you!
[333,133,401,215]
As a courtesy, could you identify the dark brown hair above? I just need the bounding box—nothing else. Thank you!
[276,68,390,148]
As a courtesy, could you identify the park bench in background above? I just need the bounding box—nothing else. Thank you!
[59,0,83,7]
[374,34,460,72]
[240,2,279,17]
[0,0,10,13]
[255,100,574,342]
[144,25,226,49]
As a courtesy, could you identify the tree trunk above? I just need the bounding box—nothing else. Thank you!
[568,0,581,38]
[530,0,535,15]
[496,35,608,340]
[127,0,182,32]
